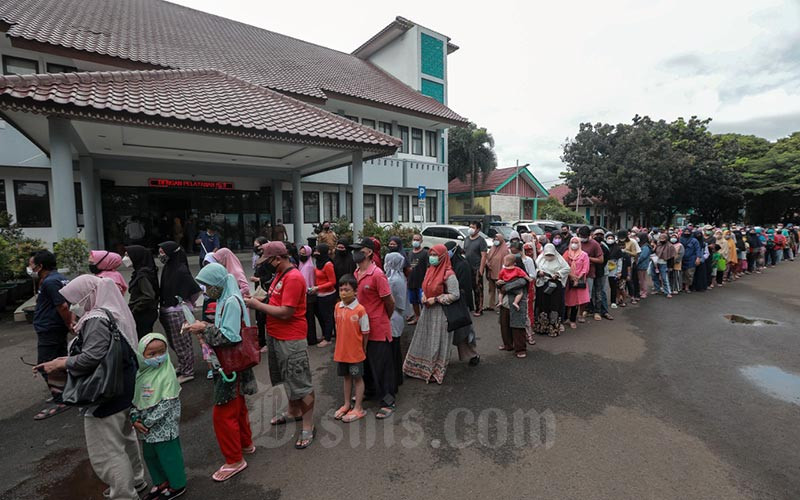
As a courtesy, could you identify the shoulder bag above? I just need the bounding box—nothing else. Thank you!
[62,308,125,406]
[213,300,261,374]
[442,282,472,332]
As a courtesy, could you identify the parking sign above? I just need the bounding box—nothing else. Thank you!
[418,185,426,199]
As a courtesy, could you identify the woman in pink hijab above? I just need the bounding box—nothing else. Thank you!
[211,248,250,298]
[89,250,128,295]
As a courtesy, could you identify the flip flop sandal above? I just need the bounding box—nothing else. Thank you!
[270,412,303,426]
[342,409,367,423]
[498,345,512,351]
[516,352,528,358]
[242,445,256,455]
[212,461,247,482]
[34,404,70,421]
[295,428,315,449]
[334,406,349,420]
[577,318,586,324]
[375,407,395,419]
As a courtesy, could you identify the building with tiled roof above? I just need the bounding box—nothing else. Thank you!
[0,2,467,249]
[448,166,549,222]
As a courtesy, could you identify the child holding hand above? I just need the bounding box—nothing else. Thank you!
[332,275,370,423]
[131,333,187,500]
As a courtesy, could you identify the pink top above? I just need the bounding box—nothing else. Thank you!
[562,249,590,307]
[89,250,127,295]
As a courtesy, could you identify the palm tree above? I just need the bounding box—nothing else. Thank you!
[448,123,497,207]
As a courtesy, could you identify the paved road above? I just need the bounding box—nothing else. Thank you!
[1,263,799,499]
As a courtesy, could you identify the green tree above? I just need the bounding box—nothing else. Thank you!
[739,132,800,222]
[448,122,497,206]
[537,197,587,224]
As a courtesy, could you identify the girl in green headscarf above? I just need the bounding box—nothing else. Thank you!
[130,333,187,499]
[184,262,257,482]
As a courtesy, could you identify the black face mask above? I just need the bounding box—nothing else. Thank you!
[299,255,309,262]
[336,248,347,255]
[353,250,367,264]
[89,252,108,275]
[253,247,262,256]
[263,259,277,275]
[388,245,398,252]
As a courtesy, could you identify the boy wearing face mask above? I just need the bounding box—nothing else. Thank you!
[350,238,397,419]
[29,250,73,420]
[131,333,187,499]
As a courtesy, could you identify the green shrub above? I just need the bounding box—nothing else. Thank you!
[0,212,45,280]
[331,216,353,243]
[359,219,420,256]
[54,237,89,277]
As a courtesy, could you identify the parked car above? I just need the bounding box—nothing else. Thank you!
[420,225,492,249]
[530,219,566,234]
[486,223,514,240]
[512,220,545,236]
[568,224,608,235]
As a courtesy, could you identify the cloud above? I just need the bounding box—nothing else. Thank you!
[711,112,800,141]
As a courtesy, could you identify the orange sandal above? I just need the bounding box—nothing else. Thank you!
[334,406,349,420]
[342,409,367,423]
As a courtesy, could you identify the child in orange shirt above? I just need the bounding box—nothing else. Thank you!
[498,254,530,310]
[333,274,370,423]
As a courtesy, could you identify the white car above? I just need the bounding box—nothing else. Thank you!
[420,225,492,249]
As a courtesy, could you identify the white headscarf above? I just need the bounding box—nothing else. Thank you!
[535,244,571,287]
[60,274,138,350]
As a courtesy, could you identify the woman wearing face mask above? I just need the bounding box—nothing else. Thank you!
[158,241,202,384]
[36,275,144,499]
[444,241,480,365]
[604,233,623,308]
[212,248,251,299]
[297,245,318,346]
[669,234,684,295]
[89,250,128,295]
[723,230,738,282]
[185,263,257,482]
[562,237,590,329]
[651,233,676,298]
[384,252,409,386]
[332,238,356,284]
[387,236,411,271]
[691,230,710,291]
[484,234,509,312]
[124,245,160,339]
[403,245,461,383]
[310,244,337,348]
[534,244,570,336]
[635,233,652,299]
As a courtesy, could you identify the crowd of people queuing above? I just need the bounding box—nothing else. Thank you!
[25,216,798,498]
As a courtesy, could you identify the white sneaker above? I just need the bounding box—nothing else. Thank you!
[206,370,214,380]
[610,303,618,309]
[177,374,195,384]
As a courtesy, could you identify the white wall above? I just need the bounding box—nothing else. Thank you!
[367,27,420,90]
[490,194,521,222]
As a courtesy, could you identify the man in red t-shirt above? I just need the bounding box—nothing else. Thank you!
[351,238,396,418]
[245,241,315,449]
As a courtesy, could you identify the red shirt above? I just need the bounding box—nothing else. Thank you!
[267,267,307,341]
[355,263,392,342]
[314,261,337,295]
[581,238,603,279]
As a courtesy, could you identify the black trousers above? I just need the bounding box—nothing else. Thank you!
[256,310,267,348]
[608,276,619,305]
[306,297,318,345]
[364,340,396,407]
[133,309,159,339]
[314,293,337,342]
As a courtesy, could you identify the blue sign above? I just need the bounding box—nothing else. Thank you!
[418,186,427,199]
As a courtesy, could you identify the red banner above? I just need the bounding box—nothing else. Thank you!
[148,178,234,190]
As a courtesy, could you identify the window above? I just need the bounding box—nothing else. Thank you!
[323,192,339,222]
[2,55,38,75]
[345,115,359,123]
[379,121,392,135]
[398,195,409,222]
[411,128,423,155]
[74,182,84,227]
[47,62,77,73]
[364,194,376,221]
[361,119,376,129]
[0,180,5,213]
[379,194,393,222]
[425,131,438,158]
[398,126,409,154]
[281,190,293,224]
[426,195,437,222]
[303,191,320,223]
[412,196,421,221]
[14,180,50,227]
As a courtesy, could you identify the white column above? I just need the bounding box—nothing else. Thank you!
[271,178,282,226]
[443,187,449,223]
[78,156,98,249]
[48,117,77,241]
[392,188,399,223]
[93,170,105,249]
[292,170,303,244]
[338,184,347,219]
[352,151,364,237]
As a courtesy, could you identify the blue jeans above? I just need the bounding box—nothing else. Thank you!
[590,276,609,315]
[650,263,671,295]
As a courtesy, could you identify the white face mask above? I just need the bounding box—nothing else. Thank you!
[26,266,38,278]
[69,302,85,318]
[570,243,579,250]
[493,240,500,247]
[121,255,133,268]
[468,228,476,236]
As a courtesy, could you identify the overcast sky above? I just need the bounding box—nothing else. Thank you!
[173,0,799,186]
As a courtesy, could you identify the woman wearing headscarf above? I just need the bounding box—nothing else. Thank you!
[185,263,256,482]
[669,232,684,295]
[387,236,411,270]
[563,237,590,329]
[746,228,761,274]
[297,244,318,346]
[691,230,710,291]
[635,233,652,298]
[35,275,144,499]
[89,250,128,295]
[651,233,676,297]
[534,244,571,336]
[384,252,409,387]
[722,230,738,282]
[311,244,337,347]
[124,245,160,339]
[332,238,356,283]
[158,241,201,384]
[444,241,480,365]
[403,244,460,383]
[212,248,250,298]
[484,233,509,311]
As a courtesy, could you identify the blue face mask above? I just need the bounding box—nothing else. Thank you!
[412,240,421,248]
[448,249,455,259]
[143,353,168,368]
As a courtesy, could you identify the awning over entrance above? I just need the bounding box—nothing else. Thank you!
[0,69,400,245]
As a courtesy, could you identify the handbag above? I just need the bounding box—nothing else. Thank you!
[441,283,472,332]
[570,276,587,289]
[62,308,125,406]
[213,300,260,374]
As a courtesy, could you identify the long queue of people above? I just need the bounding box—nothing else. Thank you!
[26,220,797,498]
